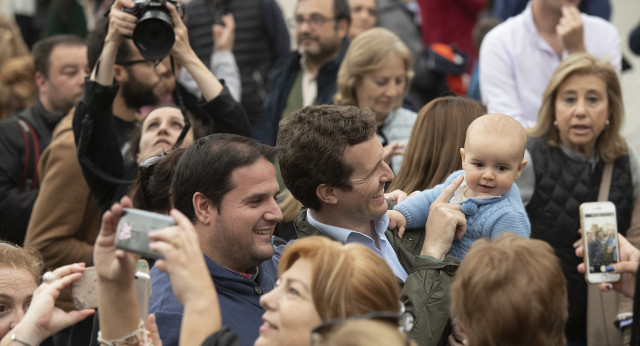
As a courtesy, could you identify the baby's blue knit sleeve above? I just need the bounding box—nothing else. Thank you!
[393,181,449,229]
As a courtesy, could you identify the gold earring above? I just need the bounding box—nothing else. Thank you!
[553,120,558,127]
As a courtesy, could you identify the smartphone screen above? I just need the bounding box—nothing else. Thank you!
[581,202,620,283]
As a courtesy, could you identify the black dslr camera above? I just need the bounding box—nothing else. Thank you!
[124,0,178,61]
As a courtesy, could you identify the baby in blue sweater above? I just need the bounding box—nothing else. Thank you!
[387,113,531,261]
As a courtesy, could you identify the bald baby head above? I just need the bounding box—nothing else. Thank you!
[460,113,528,198]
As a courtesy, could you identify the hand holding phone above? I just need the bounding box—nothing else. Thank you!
[115,208,177,259]
[580,202,620,283]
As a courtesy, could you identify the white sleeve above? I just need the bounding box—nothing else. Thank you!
[479,28,527,126]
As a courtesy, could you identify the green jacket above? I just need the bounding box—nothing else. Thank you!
[294,209,458,346]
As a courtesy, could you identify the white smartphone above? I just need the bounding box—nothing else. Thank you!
[115,208,176,259]
[134,260,152,318]
[71,267,97,310]
[580,201,620,284]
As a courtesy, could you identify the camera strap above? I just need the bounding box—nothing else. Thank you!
[170,55,191,151]
[597,163,613,201]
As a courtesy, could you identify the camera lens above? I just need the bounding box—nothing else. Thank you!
[132,10,175,61]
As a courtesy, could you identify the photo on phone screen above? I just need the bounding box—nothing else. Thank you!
[583,211,618,274]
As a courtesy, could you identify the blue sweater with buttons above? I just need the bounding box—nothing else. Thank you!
[394,170,530,261]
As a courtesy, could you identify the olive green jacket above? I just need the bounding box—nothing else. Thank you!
[293,208,458,346]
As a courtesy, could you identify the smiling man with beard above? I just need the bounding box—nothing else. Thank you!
[257,0,350,145]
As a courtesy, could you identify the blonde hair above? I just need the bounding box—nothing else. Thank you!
[0,55,36,120]
[529,53,627,163]
[450,233,567,346]
[0,14,29,69]
[0,246,44,284]
[312,319,417,346]
[279,236,401,320]
[334,27,413,108]
[389,97,485,192]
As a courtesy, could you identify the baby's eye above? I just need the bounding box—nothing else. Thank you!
[0,304,9,317]
[473,163,484,168]
[496,166,507,172]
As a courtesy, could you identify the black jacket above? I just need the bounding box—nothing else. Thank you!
[526,136,634,342]
[72,79,253,214]
[0,99,64,244]
[256,39,350,145]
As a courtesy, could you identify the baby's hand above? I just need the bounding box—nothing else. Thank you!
[387,210,407,238]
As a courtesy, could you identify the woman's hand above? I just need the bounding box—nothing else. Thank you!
[382,141,405,166]
[148,209,216,306]
[93,196,139,287]
[213,14,235,52]
[148,208,222,345]
[2,264,95,346]
[576,233,640,298]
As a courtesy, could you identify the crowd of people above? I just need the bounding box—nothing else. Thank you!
[1,0,640,345]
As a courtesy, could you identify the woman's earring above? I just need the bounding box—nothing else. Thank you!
[553,120,558,127]
[605,120,610,128]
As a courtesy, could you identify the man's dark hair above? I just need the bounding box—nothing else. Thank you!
[333,0,351,26]
[32,34,86,78]
[297,0,351,26]
[87,19,134,71]
[172,133,279,220]
[277,105,375,210]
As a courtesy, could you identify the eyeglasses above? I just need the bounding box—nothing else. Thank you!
[139,151,168,208]
[310,311,412,345]
[116,59,163,71]
[289,14,336,29]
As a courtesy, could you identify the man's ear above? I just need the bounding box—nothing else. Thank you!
[35,72,47,91]
[337,18,349,41]
[316,184,338,205]
[193,192,213,225]
[514,159,527,180]
[113,64,128,83]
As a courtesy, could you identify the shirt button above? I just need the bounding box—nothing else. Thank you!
[254,285,263,295]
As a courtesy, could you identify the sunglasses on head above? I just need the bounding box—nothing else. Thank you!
[138,151,169,207]
[310,311,412,346]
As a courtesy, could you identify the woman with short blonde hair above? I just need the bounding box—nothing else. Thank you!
[335,27,415,172]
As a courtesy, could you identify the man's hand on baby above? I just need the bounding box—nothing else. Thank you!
[387,210,407,238]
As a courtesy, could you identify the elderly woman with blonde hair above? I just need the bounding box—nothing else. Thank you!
[516,52,640,344]
[334,27,415,173]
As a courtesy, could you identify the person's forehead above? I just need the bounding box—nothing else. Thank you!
[145,107,182,122]
[0,267,37,293]
[227,158,278,195]
[343,136,381,174]
[49,44,87,66]
[296,0,334,16]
